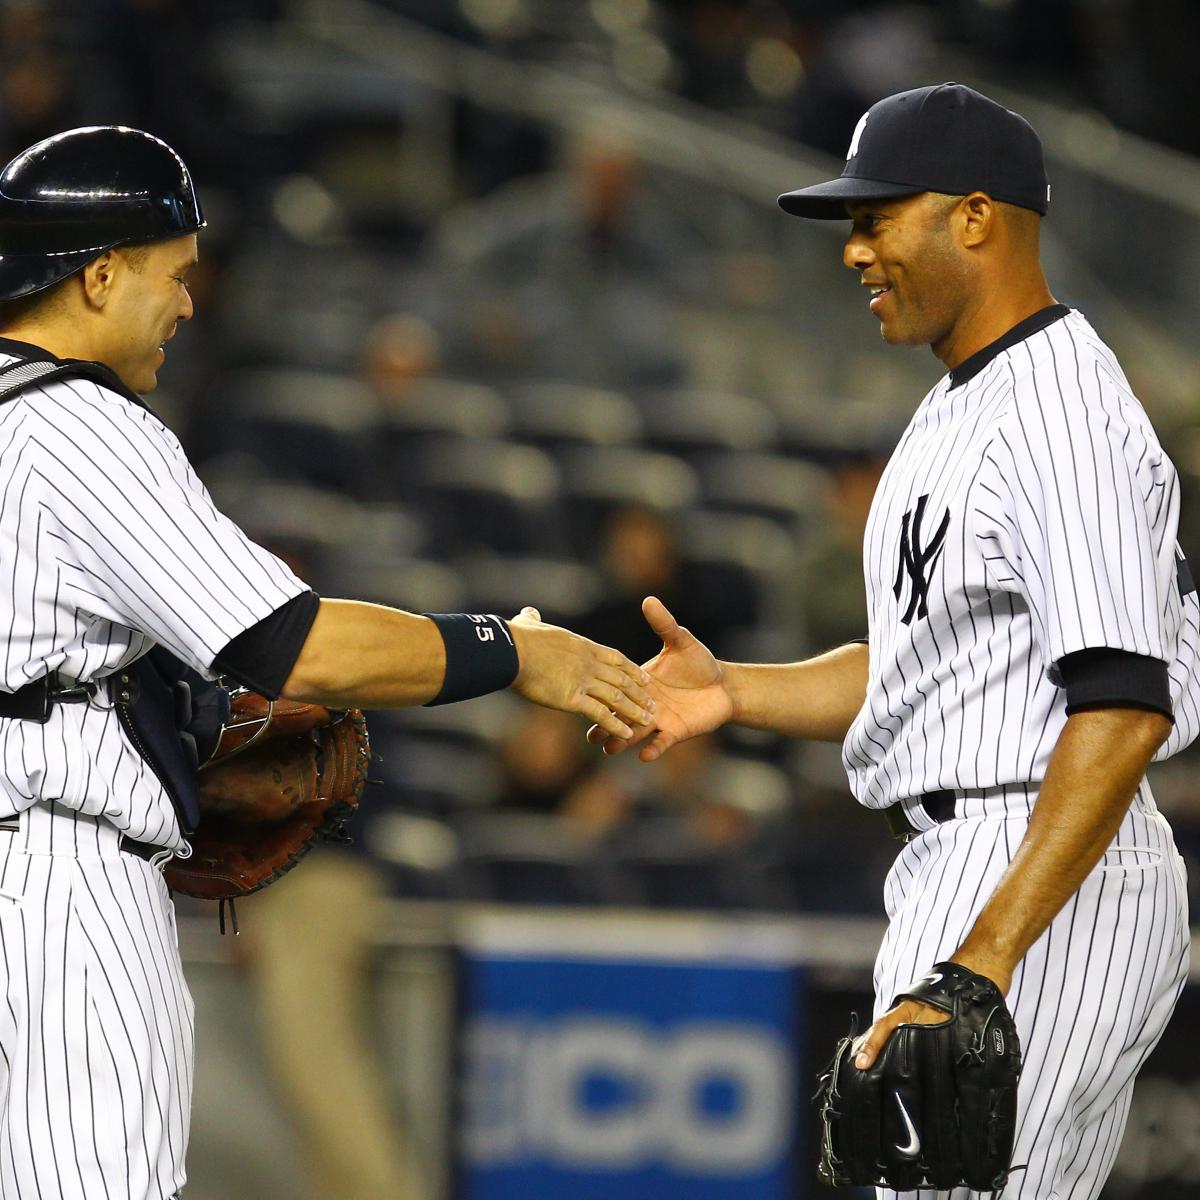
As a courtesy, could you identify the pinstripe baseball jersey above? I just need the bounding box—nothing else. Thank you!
[843,305,1200,808]
[0,346,308,848]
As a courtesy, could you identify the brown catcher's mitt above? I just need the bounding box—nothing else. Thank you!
[163,690,371,900]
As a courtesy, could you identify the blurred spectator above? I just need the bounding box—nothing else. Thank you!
[484,703,797,903]
[497,705,596,813]
[945,0,1200,155]
[788,4,934,156]
[666,0,758,110]
[242,851,425,1200]
[0,2,82,159]
[198,539,417,1194]
[798,444,888,651]
[578,504,682,662]
[566,731,798,908]
[1074,0,1200,155]
[237,520,424,1197]
[581,731,768,844]
[433,126,695,385]
[578,503,746,663]
[362,312,444,408]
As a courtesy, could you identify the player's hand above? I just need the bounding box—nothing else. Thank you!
[586,596,734,761]
[851,998,950,1071]
[509,607,655,740]
[852,957,1013,1070]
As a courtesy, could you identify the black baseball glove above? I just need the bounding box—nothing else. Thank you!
[814,962,1022,1192]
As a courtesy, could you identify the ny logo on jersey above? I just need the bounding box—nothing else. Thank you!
[893,495,950,624]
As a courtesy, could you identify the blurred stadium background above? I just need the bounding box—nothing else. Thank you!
[4,0,1200,1196]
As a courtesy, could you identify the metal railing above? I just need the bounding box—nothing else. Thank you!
[234,0,1198,414]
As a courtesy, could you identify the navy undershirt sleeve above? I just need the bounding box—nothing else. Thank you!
[1059,647,1173,722]
[212,590,321,698]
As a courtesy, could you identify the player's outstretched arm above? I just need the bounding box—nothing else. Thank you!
[588,596,869,759]
[282,598,653,739]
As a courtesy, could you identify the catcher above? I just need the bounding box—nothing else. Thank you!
[0,126,653,1200]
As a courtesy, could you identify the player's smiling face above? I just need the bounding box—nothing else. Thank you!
[843,194,971,354]
[101,234,198,393]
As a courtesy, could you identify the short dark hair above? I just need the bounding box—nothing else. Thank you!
[0,279,68,331]
[120,243,152,271]
[0,242,154,331]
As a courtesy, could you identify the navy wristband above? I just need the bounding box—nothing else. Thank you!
[423,613,519,706]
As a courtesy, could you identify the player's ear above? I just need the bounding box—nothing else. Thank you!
[959,192,995,248]
[80,251,118,310]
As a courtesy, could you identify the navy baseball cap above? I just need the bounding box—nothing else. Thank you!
[778,83,1050,220]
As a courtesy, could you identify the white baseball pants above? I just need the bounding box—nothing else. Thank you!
[873,782,1189,1200]
[0,802,193,1199]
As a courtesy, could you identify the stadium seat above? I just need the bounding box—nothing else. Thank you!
[675,510,803,633]
[205,476,365,541]
[603,817,740,910]
[220,242,391,369]
[637,389,779,457]
[383,378,511,436]
[556,445,701,552]
[357,811,462,900]
[454,813,602,905]
[323,554,468,612]
[217,367,385,495]
[694,449,830,533]
[507,381,644,448]
[209,479,428,572]
[456,554,604,624]
[370,729,503,817]
[402,437,568,556]
[380,378,512,484]
[378,690,522,750]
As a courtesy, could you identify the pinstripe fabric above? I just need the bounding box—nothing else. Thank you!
[0,353,307,846]
[844,309,1200,807]
[0,805,194,1199]
[0,352,309,1196]
[845,307,1194,1199]
[872,784,1188,1200]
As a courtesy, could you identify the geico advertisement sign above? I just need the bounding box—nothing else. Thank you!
[460,1017,793,1174]
[1108,1075,1200,1194]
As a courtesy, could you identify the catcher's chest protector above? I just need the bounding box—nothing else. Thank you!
[111,647,229,834]
[0,355,227,835]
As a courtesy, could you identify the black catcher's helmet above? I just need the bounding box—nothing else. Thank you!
[0,126,205,302]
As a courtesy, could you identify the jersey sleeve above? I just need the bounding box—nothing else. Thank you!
[971,358,1179,673]
[28,382,309,675]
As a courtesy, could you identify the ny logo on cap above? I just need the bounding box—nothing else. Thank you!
[846,111,870,161]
